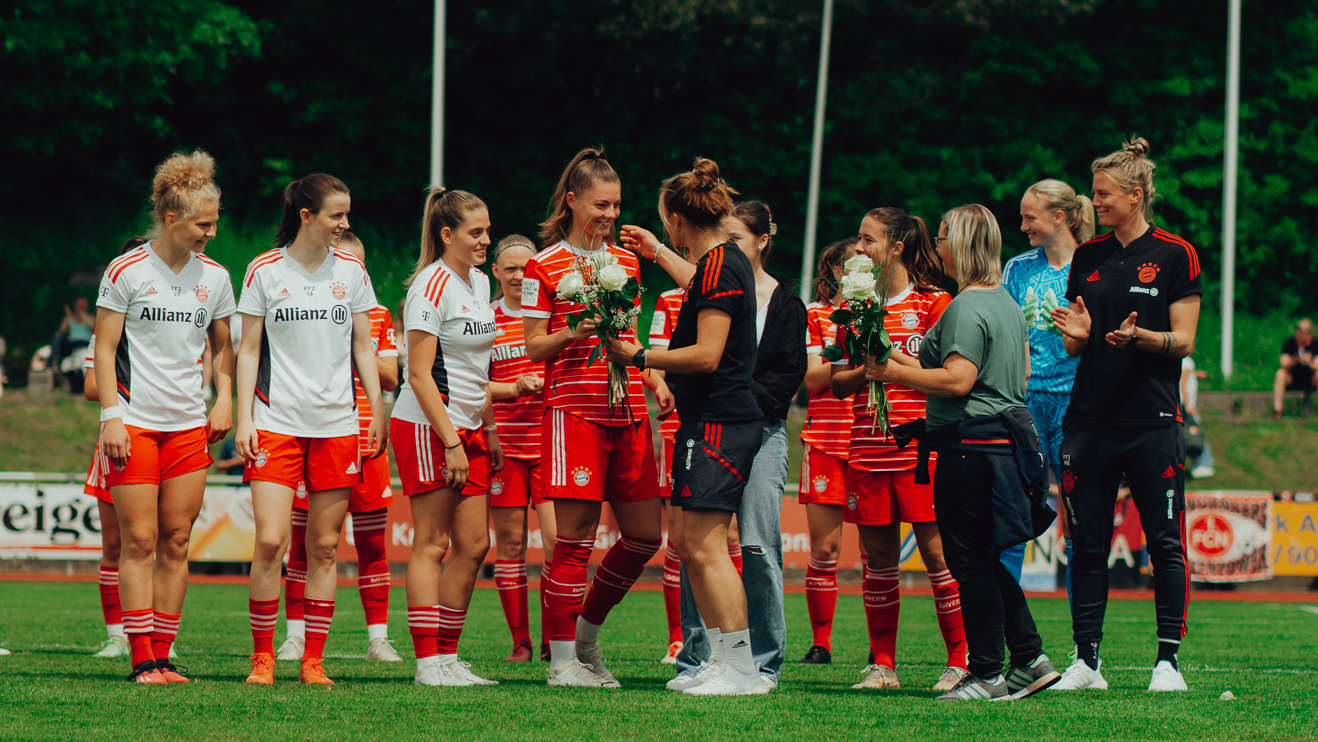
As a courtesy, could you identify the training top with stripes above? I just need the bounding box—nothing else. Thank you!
[802,299,854,459]
[237,246,377,438]
[392,259,496,432]
[353,305,397,453]
[647,287,686,442]
[96,243,236,431]
[489,297,544,459]
[521,241,649,425]
[1063,225,1202,427]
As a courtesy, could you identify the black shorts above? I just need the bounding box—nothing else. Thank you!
[671,420,763,512]
[1287,365,1316,391]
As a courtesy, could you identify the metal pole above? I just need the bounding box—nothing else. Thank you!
[430,0,446,186]
[1221,0,1240,379]
[799,0,835,303]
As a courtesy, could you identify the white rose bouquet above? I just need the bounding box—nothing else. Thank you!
[820,252,899,434]
[555,244,643,419]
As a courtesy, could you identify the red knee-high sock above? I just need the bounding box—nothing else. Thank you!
[662,540,682,644]
[495,559,531,649]
[805,556,839,651]
[728,543,744,577]
[303,599,335,662]
[151,611,180,662]
[408,605,439,659]
[580,536,662,627]
[928,568,968,669]
[98,566,122,629]
[352,509,391,628]
[436,604,467,655]
[249,598,279,657]
[123,608,154,667]
[864,566,901,668]
[541,537,594,641]
[285,509,308,625]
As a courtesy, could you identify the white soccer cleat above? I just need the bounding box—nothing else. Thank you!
[933,665,969,692]
[169,645,179,660]
[366,637,403,662]
[445,657,498,686]
[1050,658,1108,690]
[276,636,305,661]
[415,660,473,687]
[660,640,682,665]
[547,658,622,688]
[666,658,723,692]
[574,639,620,687]
[93,635,129,658]
[851,664,901,690]
[1148,661,1188,692]
[0,647,10,656]
[682,663,768,696]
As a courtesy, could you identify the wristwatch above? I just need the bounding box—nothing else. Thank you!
[633,348,647,370]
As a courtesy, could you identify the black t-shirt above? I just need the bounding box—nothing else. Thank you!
[669,242,760,423]
[1282,336,1316,363]
[1064,225,1202,426]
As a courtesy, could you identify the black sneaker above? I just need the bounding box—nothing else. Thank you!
[797,645,832,665]
[936,672,1010,701]
[1005,654,1061,699]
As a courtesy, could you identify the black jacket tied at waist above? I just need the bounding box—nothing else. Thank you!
[899,408,1055,554]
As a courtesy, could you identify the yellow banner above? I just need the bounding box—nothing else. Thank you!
[1271,501,1318,576]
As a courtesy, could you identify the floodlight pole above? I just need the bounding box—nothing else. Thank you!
[799,0,835,303]
[430,0,446,187]
[1221,0,1241,379]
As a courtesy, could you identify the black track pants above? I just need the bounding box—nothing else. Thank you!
[1060,423,1190,645]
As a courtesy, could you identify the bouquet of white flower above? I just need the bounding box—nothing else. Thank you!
[819,253,899,434]
[555,245,643,419]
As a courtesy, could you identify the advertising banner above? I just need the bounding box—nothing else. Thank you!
[1186,491,1272,582]
[1271,501,1318,576]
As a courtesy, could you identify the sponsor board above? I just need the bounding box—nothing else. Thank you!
[1186,491,1272,582]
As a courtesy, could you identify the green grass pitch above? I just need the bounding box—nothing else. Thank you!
[0,582,1314,741]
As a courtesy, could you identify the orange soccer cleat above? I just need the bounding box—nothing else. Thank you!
[155,661,191,683]
[246,653,276,685]
[299,657,334,685]
[128,660,167,684]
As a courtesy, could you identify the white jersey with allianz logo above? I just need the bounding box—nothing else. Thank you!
[238,246,378,438]
[96,243,237,431]
[392,260,496,432]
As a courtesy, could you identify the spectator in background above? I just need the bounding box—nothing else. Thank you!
[213,436,245,477]
[56,296,95,392]
[1180,358,1214,479]
[1273,319,1317,419]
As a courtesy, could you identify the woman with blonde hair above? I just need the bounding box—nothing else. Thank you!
[866,204,1059,701]
[1050,137,1201,693]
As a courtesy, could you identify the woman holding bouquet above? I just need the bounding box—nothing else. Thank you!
[827,208,968,692]
[522,148,669,688]
[606,157,769,695]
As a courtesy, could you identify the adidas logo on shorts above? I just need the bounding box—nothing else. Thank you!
[345,462,359,475]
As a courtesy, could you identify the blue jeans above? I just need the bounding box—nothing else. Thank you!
[675,418,787,681]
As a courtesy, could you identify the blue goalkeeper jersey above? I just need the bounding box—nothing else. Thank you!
[1003,247,1079,394]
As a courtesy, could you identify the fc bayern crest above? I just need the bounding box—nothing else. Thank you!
[255,450,269,468]
[572,467,592,487]
[846,492,858,511]
[901,311,919,329]
[813,475,829,494]
[1062,470,1075,493]
[194,284,210,302]
[331,282,347,300]
[490,479,505,496]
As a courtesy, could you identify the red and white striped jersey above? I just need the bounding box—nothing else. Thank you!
[521,241,648,425]
[490,298,544,460]
[647,287,685,443]
[832,285,951,471]
[96,243,236,431]
[801,300,854,459]
[352,305,397,454]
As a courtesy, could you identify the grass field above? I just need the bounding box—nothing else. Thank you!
[0,582,1315,741]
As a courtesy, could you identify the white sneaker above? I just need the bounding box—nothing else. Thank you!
[1148,661,1188,692]
[0,647,10,656]
[548,658,621,688]
[444,657,498,686]
[851,664,901,689]
[683,663,767,696]
[666,658,723,691]
[169,644,179,660]
[276,636,305,661]
[366,637,403,662]
[575,639,620,686]
[415,660,472,687]
[93,635,129,658]
[1191,466,1216,479]
[1051,658,1108,690]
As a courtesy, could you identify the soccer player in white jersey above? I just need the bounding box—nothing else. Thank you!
[391,188,501,687]
[235,173,387,686]
[93,151,236,684]
[523,148,670,688]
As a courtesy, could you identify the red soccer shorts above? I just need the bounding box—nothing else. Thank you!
[799,443,847,506]
[293,452,393,514]
[843,466,936,525]
[659,439,674,490]
[83,445,113,504]
[101,425,212,488]
[391,419,489,497]
[243,431,361,492]
[489,457,544,508]
[541,407,662,503]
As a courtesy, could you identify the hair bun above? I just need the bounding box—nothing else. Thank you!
[153,150,216,198]
[1123,137,1151,157]
[690,157,722,190]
